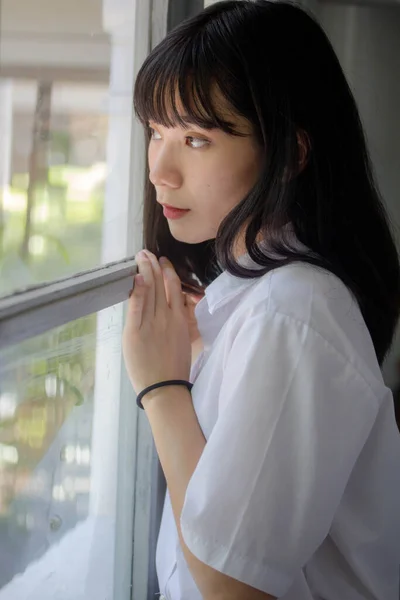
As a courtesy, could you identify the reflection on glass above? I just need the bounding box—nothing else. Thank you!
[0,0,134,298]
[0,304,126,598]
[0,79,109,297]
[0,313,96,589]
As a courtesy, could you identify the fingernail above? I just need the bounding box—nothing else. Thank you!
[159,257,168,266]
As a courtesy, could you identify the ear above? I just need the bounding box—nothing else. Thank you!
[282,130,311,183]
[297,129,310,173]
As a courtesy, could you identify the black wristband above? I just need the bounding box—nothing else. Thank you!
[136,379,193,409]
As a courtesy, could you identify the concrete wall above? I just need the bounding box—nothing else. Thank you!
[1,0,110,73]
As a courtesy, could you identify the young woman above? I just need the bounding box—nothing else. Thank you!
[122,1,400,599]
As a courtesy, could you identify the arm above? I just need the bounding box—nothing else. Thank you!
[126,253,377,600]
[142,387,276,600]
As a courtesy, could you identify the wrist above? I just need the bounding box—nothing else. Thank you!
[141,384,192,412]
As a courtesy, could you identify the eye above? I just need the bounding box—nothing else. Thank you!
[186,136,210,149]
[149,127,162,140]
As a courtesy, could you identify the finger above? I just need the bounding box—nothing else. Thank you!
[127,274,146,329]
[136,252,155,319]
[142,250,169,314]
[160,262,176,306]
[159,257,184,313]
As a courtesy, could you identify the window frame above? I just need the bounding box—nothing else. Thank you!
[168,0,204,29]
[0,257,138,349]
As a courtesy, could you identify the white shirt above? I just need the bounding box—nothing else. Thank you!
[156,251,400,600]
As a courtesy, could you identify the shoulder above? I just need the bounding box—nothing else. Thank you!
[229,263,385,399]
[233,262,357,330]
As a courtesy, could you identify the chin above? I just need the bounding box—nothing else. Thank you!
[169,228,208,245]
[167,218,218,244]
[170,233,205,244]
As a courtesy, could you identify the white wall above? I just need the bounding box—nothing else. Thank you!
[320,2,400,386]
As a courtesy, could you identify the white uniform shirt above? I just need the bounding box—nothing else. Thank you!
[156,252,400,600]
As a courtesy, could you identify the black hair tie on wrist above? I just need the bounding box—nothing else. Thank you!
[136,380,193,409]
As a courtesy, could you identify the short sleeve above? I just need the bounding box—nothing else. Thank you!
[180,309,379,597]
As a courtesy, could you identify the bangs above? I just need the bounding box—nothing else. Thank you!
[134,27,247,136]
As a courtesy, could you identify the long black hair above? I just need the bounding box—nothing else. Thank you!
[134,0,400,365]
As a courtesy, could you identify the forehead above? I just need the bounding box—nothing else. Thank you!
[152,78,253,136]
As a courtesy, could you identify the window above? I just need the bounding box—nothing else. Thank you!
[0,0,167,598]
[168,0,204,29]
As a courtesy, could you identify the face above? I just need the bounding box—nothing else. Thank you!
[147,95,262,254]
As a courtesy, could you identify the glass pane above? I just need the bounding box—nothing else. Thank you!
[0,0,138,298]
[0,302,136,599]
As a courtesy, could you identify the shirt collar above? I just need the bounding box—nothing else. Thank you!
[193,251,264,351]
[203,252,264,316]
[195,228,307,349]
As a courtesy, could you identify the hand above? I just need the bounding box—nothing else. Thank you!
[182,292,204,345]
[122,250,192,396]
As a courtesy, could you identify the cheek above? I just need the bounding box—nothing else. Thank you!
[148,144,156,171]
[210,158,260,211]
[237,147,262,186]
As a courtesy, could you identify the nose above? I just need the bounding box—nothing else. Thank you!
[149,143,183,189]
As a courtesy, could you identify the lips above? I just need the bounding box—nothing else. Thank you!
[162,204,188,210]
[162,204,190,220]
